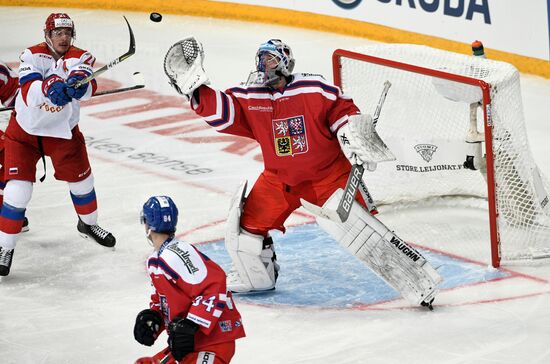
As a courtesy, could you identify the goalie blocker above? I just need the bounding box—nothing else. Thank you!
[302,189,442,308]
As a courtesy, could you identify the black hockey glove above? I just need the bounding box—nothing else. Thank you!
[134,309,163,346]
[168,317,199,361]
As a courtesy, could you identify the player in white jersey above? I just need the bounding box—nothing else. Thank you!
[0,13,116,277]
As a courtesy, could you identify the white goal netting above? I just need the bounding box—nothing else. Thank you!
[335,44,550,265]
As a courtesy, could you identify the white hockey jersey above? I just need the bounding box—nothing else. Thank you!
[15,43,97,139]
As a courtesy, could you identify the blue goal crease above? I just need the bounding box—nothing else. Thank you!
[197,223,509,309]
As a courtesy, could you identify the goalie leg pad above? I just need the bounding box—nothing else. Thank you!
[225,181,278,293]
[316,189,442,306]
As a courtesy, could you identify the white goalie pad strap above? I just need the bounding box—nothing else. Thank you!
[164,36,210,98]
[225,180,248,238]
[338,115,396,165]
[225,181,276,291]
[316,189,442,305]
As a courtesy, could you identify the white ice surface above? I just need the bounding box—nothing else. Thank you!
[1,7,550,364]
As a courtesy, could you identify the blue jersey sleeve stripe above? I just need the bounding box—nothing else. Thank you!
[287,80,339,95]
[206,92,230,127]
[19,72,42,86]
[228,86,271,94]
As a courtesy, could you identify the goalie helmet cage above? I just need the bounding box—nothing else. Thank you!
[333,44,550,268]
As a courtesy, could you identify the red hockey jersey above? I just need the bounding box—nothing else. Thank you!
[0,60,18,107]
[147,238,245,350]
[192,73,360,186]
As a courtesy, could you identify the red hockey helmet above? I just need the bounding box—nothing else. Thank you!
[44,13,75,37]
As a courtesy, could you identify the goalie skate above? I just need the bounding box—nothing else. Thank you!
[77,219,116,248]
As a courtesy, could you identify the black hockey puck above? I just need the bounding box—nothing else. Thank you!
[150,12,162,22]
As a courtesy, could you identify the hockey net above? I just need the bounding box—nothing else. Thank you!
[333,44,550,267]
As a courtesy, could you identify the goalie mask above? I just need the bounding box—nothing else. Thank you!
[246,39,295,87]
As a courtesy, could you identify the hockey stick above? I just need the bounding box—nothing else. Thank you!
[72,15,136,89]
[302,80,391,223]
[0,72,145,113]
[335,80,392,222]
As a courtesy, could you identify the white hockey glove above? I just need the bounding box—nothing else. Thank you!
[337,114,396,171]
[164,36,210,100]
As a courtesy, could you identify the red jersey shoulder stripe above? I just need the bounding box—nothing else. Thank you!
[27,43,50,55]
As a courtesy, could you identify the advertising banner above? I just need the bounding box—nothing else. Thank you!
[214,0,550,61]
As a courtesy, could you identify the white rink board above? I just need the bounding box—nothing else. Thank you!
[213,0,550,60]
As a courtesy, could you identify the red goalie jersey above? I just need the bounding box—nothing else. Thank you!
[191,73,360,186]
[147,238,245,350]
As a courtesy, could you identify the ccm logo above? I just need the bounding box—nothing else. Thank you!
[199,351,215,364]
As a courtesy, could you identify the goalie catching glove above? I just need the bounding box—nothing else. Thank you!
[337,114,396,171]
[164,36,210,100]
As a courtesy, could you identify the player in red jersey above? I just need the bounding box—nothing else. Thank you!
[164,38,441,308]
[0,60,29,233]
[134,196,245,364]
[164,38,380,293]
[0,60,20,209]
[0,13,115,276]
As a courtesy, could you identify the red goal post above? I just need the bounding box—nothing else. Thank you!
[332,45,550,268]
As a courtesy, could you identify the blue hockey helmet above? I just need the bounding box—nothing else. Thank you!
[140,196,179,234]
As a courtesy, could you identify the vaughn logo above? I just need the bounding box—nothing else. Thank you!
[414,144,437,162]
[389,236,422,262]
[332,0,362,9]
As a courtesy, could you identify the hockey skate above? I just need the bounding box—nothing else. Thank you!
[421,297,435,311]
[0,247,14,276]
[77,218,116,248]
[21,217,29,233]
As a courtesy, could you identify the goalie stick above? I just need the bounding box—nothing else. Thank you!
[335,80,392,222]
[71,15,136,89]
[0,72,145,113]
